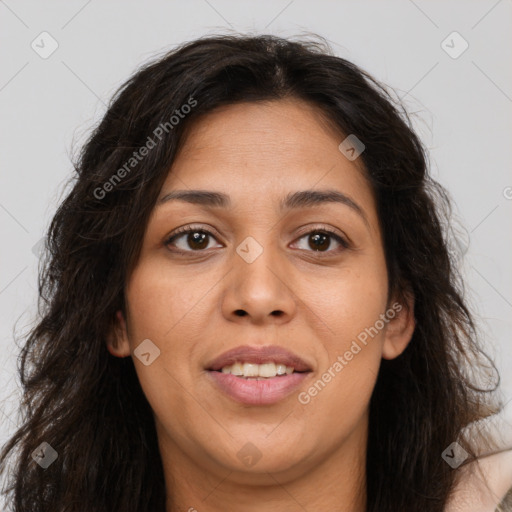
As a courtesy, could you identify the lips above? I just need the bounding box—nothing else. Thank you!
[205,345,312,373]
[205,345,313,406]
[208,371,309,405]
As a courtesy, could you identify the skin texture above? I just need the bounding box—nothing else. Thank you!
[107,99,415,512]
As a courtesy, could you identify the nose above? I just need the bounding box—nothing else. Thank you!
[221,237,297,325]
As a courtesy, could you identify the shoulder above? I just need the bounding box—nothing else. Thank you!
[445,408,512,512]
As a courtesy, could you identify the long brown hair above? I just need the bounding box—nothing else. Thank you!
[0,33,508,511]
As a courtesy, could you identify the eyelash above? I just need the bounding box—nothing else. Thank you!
[164,224,350,256]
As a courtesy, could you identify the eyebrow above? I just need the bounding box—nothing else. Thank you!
[158,189,369,225]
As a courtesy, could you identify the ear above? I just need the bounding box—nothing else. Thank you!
[106,310,131,358]
[382,291,415,360]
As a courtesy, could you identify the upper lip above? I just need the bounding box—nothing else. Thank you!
[206,345,313,372]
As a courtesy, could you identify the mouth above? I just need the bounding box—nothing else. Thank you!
[205,345,313,405]
[212,360,309,378]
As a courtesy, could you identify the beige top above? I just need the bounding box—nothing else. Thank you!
[445,450,512,511]
[445,408,512,512]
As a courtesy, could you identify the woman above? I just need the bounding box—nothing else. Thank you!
[0,33,510,512]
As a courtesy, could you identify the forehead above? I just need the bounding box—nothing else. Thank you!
[173,98,350,171]
[157,99,377,228]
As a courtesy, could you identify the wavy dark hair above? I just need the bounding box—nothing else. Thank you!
[1,33,509,512]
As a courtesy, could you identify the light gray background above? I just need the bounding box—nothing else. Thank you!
[1,0,511,492]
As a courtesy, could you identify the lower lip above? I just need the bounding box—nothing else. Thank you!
[207,371,309,405]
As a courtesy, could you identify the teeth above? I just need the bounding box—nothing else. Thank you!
[231,362,243,376]
[220,361,295,378]
[276,364,287,375]
[258,362,276,377]
[243,363,260,377]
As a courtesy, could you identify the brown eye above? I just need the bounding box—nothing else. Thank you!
[308,232,331,251]
[293,228,349,254]
[164,225,349,256]
[165,226,221,253]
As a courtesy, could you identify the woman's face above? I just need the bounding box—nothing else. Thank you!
[108,98,414,485]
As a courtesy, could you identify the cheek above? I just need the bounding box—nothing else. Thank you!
[124,258,211,342]
[297,260,387,408]
[122,291,197,448]
[123,259,213,412]
[295,270,386,435]
[297,358,379,451]
[305,261,388,345]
